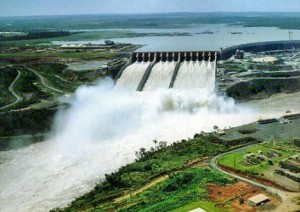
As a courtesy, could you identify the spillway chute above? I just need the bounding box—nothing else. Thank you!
[116,51,217,92]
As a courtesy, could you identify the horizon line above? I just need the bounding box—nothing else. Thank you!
[1,11,300,18]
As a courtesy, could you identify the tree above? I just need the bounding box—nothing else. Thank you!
[213,125,219,131]
[135,147,147,160]
[158,141,167,150]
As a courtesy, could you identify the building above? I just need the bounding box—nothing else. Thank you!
[234,49,244,59]
[248,194,270,206]
[105,40,115,46]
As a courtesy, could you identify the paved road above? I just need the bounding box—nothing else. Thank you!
[219,66,300,90]
[0,70,22,111]
[25,66,65,94]
[209,143,279,193]
[209,143,299,212]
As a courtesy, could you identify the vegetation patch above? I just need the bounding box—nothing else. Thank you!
[0,108,56,137]
[52,135,260,211]
[112,168,234,212]
[238,127,258,135]
[0,31,74,41]
[217,139,300,189]
[226,78,300,101]
[0,66,18,107]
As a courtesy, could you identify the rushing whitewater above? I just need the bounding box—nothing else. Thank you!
[143,61,176,90]
[116,61,150,90]
[1,59,295,212]
[173,61,215,92]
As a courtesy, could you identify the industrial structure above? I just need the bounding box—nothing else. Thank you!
[116,51,217,91]
[221,40,300,60]
[115,40,300,92]
[129,51,217,63]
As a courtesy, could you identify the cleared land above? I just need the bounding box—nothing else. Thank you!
[218,140,300,191]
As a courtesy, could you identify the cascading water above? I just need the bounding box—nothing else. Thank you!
[173,60,216,91]
[116,61,150,90]
[1,55,295,212]
[143,61,176,91]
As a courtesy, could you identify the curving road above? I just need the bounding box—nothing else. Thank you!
[24,66,65,94]
[209,143,299,212]
[0,70,23,111]
[210,143,279,193]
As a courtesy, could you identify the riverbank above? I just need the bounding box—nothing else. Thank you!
[55,117,300,211]
[0,43,140,151]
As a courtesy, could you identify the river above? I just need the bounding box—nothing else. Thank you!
[1,24,300,212]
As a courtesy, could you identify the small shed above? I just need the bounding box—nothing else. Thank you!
[248,194,270,206]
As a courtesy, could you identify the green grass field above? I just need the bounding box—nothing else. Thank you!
[0,51,118,59]
[100,168,234,212]
[0,30,135,50]
[217,141,299,176]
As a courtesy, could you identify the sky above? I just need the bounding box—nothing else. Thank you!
[0,0,300,17]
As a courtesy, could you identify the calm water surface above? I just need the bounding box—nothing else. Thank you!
[54,24,300,51]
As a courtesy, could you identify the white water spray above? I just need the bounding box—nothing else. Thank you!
[143,61,176,90]
[173,61,215,92]
[1,60,291,212]
[116,61,150,90]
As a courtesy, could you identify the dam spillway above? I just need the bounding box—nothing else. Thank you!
[116,51,217,91]
[143,61,176,91]
[173,60,215,92]
[116,61,151,90]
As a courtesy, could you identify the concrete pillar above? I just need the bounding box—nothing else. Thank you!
[142,53,145,62]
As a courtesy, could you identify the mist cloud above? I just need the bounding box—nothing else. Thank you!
[0,77,261,211]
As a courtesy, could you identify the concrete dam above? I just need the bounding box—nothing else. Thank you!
[116,51,217,92]
[221,40,300,60]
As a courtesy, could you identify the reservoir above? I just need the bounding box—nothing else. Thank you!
[53,24,300,51]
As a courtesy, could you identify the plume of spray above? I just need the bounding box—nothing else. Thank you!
[0,77,259,212]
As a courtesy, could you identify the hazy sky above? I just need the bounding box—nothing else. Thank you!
[1,0,300,17]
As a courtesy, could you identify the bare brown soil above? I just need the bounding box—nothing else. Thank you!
[209,181,281,212]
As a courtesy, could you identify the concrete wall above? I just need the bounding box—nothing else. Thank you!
[131,51,217,63]
[221,40,300,60]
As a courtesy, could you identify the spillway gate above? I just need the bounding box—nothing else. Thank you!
[116,51,217,91]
